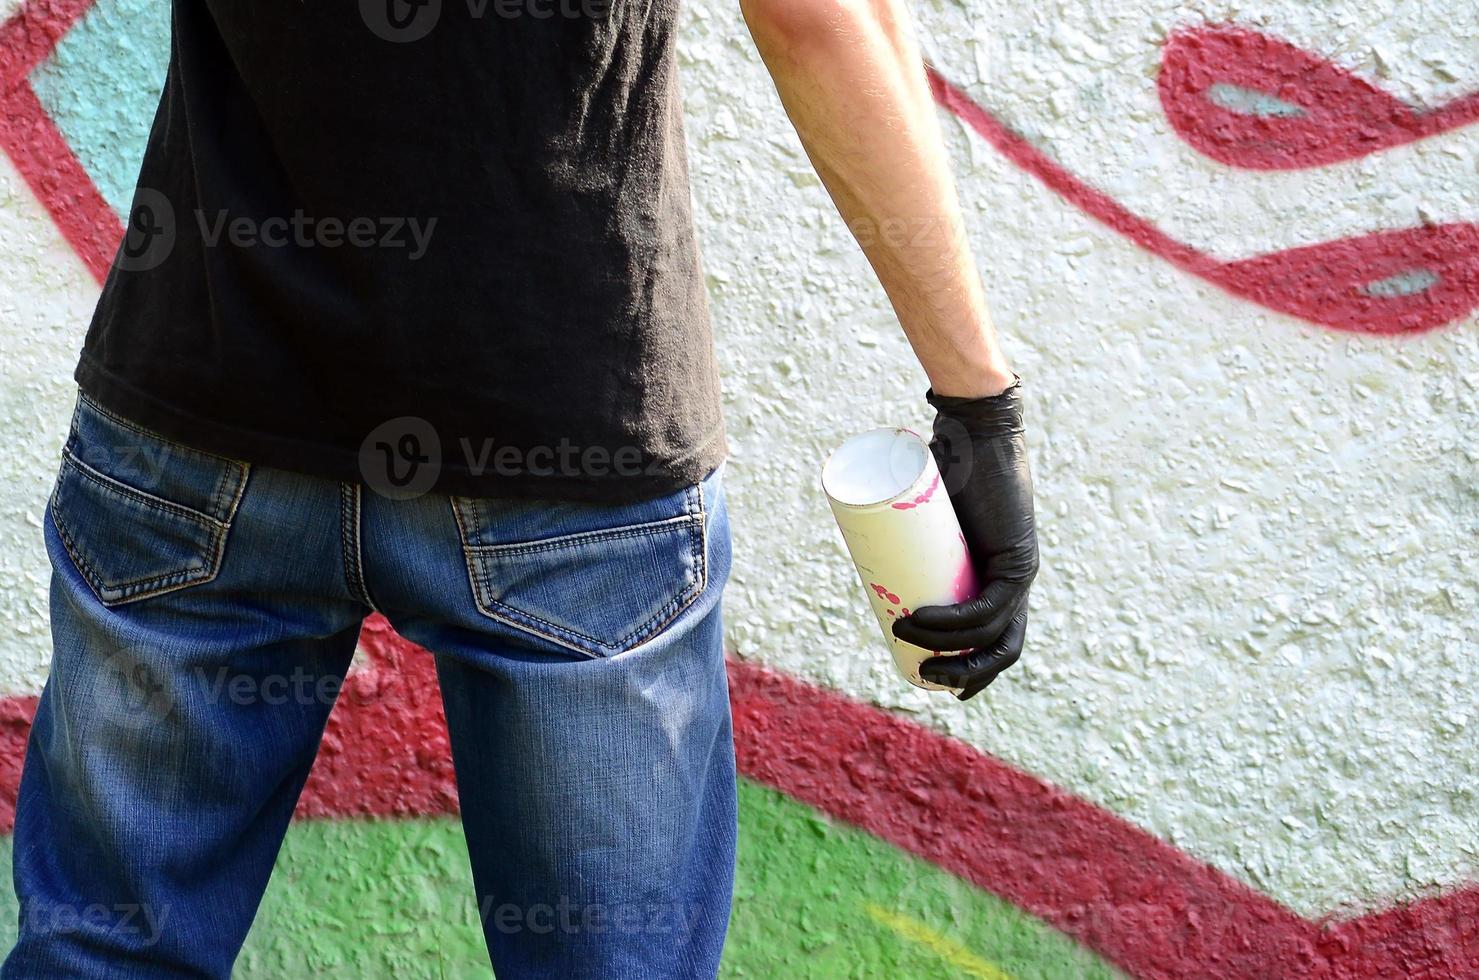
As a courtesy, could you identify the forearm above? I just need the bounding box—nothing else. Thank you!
[741,0,1013,398]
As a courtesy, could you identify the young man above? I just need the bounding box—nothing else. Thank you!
[5,0,1036,976]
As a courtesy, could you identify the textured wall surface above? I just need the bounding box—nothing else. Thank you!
[691,0,1479,919]
[0,0,1475,975]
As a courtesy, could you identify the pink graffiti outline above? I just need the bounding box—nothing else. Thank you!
[1160,24,1479,171]
[927,30,1479,335]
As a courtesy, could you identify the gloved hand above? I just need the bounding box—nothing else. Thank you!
[892,377,1037,700]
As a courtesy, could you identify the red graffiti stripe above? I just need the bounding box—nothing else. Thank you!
[0,696,36,828]
[1159,25,1479,171]
[927,68,1479,335]
[296,618,458,819]
[0,0,118,282]
[1,621,1475,977]
[0,82,118,281]
[728,658,1479,979]
[0,0,94,90]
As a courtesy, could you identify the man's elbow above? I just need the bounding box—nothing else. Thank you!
[740,0,887,53]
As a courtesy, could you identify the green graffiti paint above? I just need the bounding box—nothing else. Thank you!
[726,783,1123,980]
[238,818,491,978]
[0,781,1119,977]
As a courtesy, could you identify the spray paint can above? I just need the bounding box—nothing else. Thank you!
[822,428,979,692]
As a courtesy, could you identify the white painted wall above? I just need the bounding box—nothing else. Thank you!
[1,0,1475,922]
[685,0,1479,918]
[0,155,98,692]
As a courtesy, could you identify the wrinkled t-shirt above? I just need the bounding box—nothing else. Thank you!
[76,0,726,502]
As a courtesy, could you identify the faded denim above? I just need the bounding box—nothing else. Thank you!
[4,393,736,979]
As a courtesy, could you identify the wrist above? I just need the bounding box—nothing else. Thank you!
[927,375,1024,432]
[930,364,1017,399]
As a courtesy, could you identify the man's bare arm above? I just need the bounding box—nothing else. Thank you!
[743,0,1037,701]
[739,0,1013,398]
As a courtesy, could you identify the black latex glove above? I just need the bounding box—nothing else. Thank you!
[892,377,1037,700]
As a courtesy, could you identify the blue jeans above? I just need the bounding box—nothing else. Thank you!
[4,393,736,979]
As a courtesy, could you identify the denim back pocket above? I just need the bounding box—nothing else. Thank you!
[450,483,707,658]
[50,395,249,606]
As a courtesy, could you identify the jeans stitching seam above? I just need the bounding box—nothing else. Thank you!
[60,451,225,530]
[450,498,600,660]
[612,489,707,651]
[462,515,701,558]
[453,497,500,617]
[478,571,698,653]
[460,506,708,656]
[339,484,374,609]
[449,498,485,614]
[219,462,249,526]
[694,478,709,596]
[472,605,603,659]
[54,503,216,595]
[353,485,379,612]
[49,466,246,606]
[208,459,233,520]
[448,488,710,657]
[339,485,354,601]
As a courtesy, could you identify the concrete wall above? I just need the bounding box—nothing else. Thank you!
[1,0,1475,975]
[704,0,1479,920]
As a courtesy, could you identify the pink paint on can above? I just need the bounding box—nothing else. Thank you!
[951,559,981,604]
[870,583,903,607]
[891,473,942,511]
[823,428,975,692]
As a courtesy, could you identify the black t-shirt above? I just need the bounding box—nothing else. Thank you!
[76,0,726,502]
